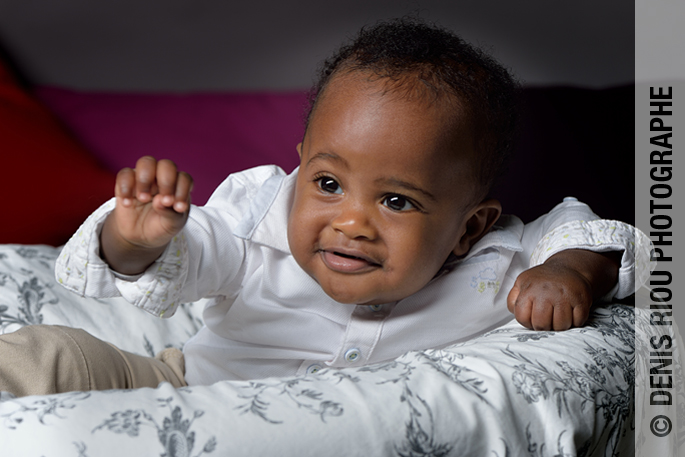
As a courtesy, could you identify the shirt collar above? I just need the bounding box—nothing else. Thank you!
[468,216,524,256]
[232,167,296,253]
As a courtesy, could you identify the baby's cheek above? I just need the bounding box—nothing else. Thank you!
[286,227,309,270]
[390,257,439,296]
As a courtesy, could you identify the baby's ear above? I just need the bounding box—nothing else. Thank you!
[452,199,502,256]
[296,142,303,158]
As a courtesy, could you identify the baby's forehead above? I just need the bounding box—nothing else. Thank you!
[317,72,470,133]
[307,71,480,165]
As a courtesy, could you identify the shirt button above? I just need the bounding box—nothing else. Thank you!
[344,348,361,363]
[563,196,578,202]
[306,364,323,375]
[369,304,383,312]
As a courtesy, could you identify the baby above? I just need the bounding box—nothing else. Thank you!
[1,18,638,396]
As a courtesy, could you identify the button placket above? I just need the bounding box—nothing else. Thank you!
[331,303,394,367]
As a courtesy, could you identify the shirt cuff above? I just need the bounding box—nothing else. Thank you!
[116,233,188,318]
[529,219,655,300]
[55,198,189,318]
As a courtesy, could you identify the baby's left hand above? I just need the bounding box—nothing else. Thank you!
[507,249,621,331]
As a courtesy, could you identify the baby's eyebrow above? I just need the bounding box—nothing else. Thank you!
[376,177,437,202]
[306,151,349,168]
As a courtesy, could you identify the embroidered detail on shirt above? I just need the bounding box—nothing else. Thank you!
[54,198,116,295]
[470,267,501,294]
[136,231,188,317]
[529,219,654,300]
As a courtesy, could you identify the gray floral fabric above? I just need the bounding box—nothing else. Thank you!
[0,244,683,456]
[0,244,204,356]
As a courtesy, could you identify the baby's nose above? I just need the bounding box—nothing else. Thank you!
[331,207,377,240]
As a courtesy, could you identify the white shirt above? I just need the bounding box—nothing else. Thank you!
[55,165,651,385]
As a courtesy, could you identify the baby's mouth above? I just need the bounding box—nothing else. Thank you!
[320,249,380,273]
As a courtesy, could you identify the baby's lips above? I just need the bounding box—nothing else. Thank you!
[319,248,381,273]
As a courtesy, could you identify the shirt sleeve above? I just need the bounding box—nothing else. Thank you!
[54,166,283,318]
[518,197,654,301]
[54,201,245,318]
[529,218,654,300]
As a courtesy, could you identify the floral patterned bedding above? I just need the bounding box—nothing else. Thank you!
[0,244,682,457]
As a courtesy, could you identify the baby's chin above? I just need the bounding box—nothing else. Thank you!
[318,281,397,306]
[321,288,372,305]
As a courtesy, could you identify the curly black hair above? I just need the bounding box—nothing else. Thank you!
[306,17,521,199]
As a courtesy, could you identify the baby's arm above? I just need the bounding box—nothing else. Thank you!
[507,249,622,331]
[100,156,193,275]
[56,162,281,318]
[506,198,654,332]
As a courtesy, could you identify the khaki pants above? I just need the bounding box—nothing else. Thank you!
[0,325,187,397]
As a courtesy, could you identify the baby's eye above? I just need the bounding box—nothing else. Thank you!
[383,195,415,212]
[317,176,342,194]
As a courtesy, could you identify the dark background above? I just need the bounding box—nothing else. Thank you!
[0,0,635,223]
[0,0,634,91]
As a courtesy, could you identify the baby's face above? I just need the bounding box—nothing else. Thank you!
[288,73,480,306]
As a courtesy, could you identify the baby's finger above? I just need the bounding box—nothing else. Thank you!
[115,168,136,207]
[513,295,533,330]
[173,171,193,213]
[552,303,572,331]
[135,156,158,203]
[572,305,590,328]
[155,159,180,208]
[506,284,519,314]
[530,300,553,331]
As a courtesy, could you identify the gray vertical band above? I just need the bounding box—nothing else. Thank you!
[635,1,685,454]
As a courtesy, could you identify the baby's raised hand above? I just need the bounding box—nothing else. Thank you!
[507,249,621,331]
[100,156,193,275]
[114,156,192,245]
